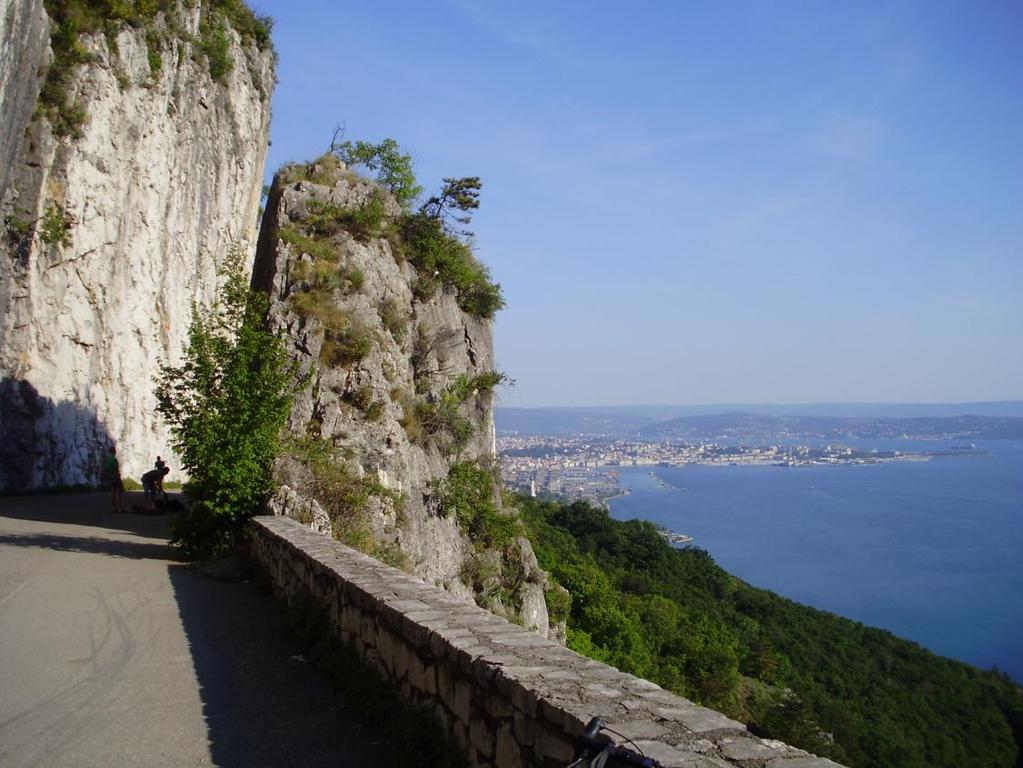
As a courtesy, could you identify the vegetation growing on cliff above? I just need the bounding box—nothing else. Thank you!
[376,298,409,341]
[432,459,519,549]
[332,138,422,209]
[280,141,504,319]
[38,0,274,137]
[400,372,506,456]
[430,460,534,617]
[284,437,408,570]
[155,248,297,559]
[3,202,76,253]
[519,496,1023,768]
[280,216,375,368]
[397,208,504,318]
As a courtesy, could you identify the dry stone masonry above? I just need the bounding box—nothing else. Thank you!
[252,515,847,768]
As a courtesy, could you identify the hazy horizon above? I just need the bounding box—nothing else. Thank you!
[496,399,1023,410]
[494,401,1023,435]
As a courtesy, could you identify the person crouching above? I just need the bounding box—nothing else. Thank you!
[142,465,170,512]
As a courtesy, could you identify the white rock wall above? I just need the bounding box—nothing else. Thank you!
[0,3,274,489]
[0,0,48,207]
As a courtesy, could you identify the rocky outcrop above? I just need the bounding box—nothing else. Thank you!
[0,1,274,489]
[253,159,551,633]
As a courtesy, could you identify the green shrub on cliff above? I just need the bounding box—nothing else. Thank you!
[197,14,232,79]
[396,176,504,318]
[432,460,520,549]
[155,248,298,559]
[398,210,504,318]
[282,437,408,571]
[39,202,76,247]
[400,373,506,455]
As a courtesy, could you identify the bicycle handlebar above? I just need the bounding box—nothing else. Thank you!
[573,717,663,768]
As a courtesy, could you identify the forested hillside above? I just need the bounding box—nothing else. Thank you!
[519,497,1022,768]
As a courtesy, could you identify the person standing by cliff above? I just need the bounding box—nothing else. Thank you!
[154,455,169,501]
[104,446,125,513]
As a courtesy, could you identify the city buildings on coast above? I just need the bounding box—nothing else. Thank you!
[498,434,921,504]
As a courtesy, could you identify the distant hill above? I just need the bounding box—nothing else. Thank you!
[636,412,1023,441]
[495,406,665,435]
[495,402,1023,436]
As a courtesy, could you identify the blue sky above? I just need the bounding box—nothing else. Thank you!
[256,0,1022,407]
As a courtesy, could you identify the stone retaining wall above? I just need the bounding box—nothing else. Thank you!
[251,515,845,768]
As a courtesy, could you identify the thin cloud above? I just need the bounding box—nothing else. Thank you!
[709,196,804,256]
[443,0,573,64]
[806,114,888,161]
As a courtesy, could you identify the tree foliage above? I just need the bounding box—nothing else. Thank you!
[519,496,1023,768]
[332,138,422,209]
[156,248,298,559]
[420,176,482,236]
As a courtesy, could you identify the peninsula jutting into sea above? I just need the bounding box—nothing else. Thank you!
[498,434,981,506]
[494,408,1023,504]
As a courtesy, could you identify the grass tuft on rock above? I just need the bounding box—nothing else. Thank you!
[37,0,274,137]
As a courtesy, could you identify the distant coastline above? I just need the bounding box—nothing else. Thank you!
[499,432,988,506]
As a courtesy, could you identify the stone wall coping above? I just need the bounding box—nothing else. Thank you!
[251,515,847,768]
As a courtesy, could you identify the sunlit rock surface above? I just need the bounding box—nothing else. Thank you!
[0,2,274,489]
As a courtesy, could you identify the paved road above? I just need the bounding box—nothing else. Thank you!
[0,492,389,768]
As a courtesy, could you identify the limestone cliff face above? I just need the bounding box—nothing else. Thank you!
[0,0,49,210]
[0,1,274,489]
[254,162,551,633]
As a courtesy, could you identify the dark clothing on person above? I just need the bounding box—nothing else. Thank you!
[105,452,123,491]
[142,467,167,490]
[141,468,161,489]
[105,448,125,513]
[142,466,169,508]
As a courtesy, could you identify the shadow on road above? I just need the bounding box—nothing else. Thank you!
[1,491,391,766]
[0,531,177,560]
[168,564,390,768]
[0,491,176,540]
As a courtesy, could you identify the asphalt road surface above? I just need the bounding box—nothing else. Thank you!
[0,492,389,768]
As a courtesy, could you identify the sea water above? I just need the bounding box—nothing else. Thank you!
[607,439,1023,682]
